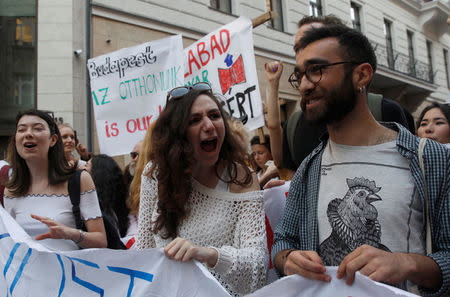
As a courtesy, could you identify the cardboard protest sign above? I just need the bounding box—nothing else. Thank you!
[184,16,264,130]
[87,35,184,156]
[0,207,231,297]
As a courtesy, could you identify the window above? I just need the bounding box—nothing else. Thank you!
[0,1,37,137]
[210,0,231,14]
[383,19,394,69]
[407,30,415,75]
[16,17,35,46]
[426,40,433,83]
[309,0,322,16]
[444,49,450,88]
[350,2,361,31]
[268,0,284,31]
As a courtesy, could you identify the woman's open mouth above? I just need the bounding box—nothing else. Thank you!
[200,138,218,152]
[24,142,37,149]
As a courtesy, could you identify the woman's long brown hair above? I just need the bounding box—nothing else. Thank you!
[6,109,75,197]
[148,90,252,239]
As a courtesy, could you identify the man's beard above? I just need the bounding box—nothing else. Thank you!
[302,72,357,126]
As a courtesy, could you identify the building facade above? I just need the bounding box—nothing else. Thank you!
[1,0,449,160]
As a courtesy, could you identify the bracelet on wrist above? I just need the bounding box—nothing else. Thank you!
[72,230,85,244]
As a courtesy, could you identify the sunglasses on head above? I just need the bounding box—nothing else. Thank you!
[166,82,212,104]
[130,152,139,159]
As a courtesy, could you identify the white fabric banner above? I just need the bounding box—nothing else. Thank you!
[87,35,184,156]
[263,181,289,284]
[0,207,231,297]
[184,16,264,130]
[247,267,418,297]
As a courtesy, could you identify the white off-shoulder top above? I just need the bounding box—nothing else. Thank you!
[4,190,102,251]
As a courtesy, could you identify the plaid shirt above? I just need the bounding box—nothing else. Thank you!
[272,123,450,297]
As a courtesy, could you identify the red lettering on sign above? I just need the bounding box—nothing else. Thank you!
[185,28,231,77]
[197,42,210,66]
[110,123,119,136]
[187,49,201,77]
[105,121,119,138]
[210,35,222,60]
[220,29,230,52]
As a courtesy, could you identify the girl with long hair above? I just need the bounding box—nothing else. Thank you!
[4,110,107,251]
[135,83,267,296]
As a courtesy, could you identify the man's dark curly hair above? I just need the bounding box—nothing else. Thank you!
[297,25,377,89]
[294,15,344,53]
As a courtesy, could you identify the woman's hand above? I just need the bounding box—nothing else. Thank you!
[164,237,218,267]
[31,214,80,241]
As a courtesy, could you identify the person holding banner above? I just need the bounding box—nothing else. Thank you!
[272,25,449,296]
[3,110,107,251]
[136,83,268,296]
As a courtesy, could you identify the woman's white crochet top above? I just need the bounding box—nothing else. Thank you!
[136,163,268,296]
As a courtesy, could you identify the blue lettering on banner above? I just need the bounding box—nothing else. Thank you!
[56,254,66,297]
[4,243,19,278]
[3,242,20,297]
[68,257,104,296]
[0,233,10,239]
[3,243,32,295]
[10,248,31,294]
[107,266,154,297]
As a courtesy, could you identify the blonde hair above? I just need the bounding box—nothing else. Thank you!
[57,122,79,165]
[127,122,155,215]
[57,122,73,131]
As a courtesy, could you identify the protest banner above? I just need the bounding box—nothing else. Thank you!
[247,267,417,297]
[184,16,265,130]
[0,207,231,297]
[263,181,289,284]
[87,35,184,156]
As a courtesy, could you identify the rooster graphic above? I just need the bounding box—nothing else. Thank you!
[319,177,390,266]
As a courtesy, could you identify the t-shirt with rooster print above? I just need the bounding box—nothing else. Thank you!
[317,140,425,268]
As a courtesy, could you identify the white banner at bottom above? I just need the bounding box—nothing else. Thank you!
[246,267,418,297]
[0,207,230,297]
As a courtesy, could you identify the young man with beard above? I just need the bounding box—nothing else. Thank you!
[265,16,414,180]
[272,25,450,296]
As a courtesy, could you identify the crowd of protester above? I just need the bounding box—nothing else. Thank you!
[0,14,449,297]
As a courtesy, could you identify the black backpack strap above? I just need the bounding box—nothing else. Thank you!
[68,169,126,250]
[68,170,85,230]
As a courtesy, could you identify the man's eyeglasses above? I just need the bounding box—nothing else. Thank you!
[166,82,212,104]
[288,61,363,89]
[130,152,139,159]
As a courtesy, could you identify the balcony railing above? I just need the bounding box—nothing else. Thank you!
[371,41,434,83]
